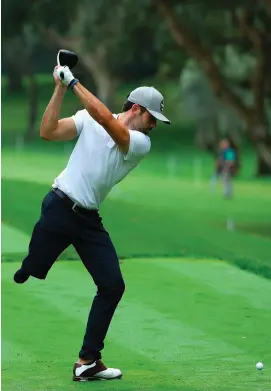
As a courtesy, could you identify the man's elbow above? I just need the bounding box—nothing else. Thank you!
[40,127,54,141]
[41,136,51,141]
[40,130,51,141]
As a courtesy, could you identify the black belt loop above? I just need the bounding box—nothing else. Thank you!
[52,188,98,218]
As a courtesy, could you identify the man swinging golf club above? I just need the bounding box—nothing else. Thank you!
[14,50,171,381]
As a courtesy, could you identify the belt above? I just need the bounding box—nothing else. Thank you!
[52,188,98,217]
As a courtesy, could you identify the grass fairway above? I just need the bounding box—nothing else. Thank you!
[2,258,271,391]
[2,147,271,276]
[2,145,271,390]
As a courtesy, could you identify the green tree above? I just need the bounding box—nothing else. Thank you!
[32,0,159,108]
[156,0,271,175]
[180,52,250,153]
[23,25,40,140]
[2,0,41,139]
[2,0,34,92]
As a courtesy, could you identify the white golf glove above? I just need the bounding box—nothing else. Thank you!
[55,66,79,89]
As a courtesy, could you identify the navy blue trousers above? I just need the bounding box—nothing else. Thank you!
[22,190,125,360]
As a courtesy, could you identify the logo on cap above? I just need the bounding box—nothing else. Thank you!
[160,99,164,112]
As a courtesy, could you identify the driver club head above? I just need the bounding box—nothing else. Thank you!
[57,49,78,69]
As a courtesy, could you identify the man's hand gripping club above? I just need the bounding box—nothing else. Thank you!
[55,49,79,89]
[56,66,79,90]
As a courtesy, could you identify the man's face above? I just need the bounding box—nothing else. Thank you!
[130,105,157,134]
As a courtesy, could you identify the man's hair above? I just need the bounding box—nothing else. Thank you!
[122,100,134,112]
[122,97,146,113]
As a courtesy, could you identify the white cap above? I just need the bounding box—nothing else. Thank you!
[127,86,171,124]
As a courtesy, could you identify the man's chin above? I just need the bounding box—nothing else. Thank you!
[137,128,151,135]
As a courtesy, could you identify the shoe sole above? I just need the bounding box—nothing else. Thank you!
[73,374,122,382]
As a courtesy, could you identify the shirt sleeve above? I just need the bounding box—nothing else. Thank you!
[124,130,151,161]
[72,109,86,136]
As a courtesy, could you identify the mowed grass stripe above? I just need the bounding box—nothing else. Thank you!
[3,261,271,390]
[2,261,271,390]
[4,264,243,360]
[3,261,270,358]
[1,279,83,360]
[2,266,204,391]
[3,283,169,391]
[109,303,270,390]
[110,300,242,358]
[3,260,270,356]
[152,259,271,310]
[123,260,271,357]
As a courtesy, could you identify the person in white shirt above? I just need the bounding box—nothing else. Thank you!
[14,63,170,381]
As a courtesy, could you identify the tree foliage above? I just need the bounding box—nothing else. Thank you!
[3,0,271,174]
[155,0,271,175]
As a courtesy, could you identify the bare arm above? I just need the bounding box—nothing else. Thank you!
[40,70,77,141]
[73,83,130,152]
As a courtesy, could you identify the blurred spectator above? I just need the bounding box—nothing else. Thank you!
[210,138,240,198]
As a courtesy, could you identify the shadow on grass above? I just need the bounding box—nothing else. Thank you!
[237,223,271,240]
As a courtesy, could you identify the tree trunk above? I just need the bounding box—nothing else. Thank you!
[79,51,119,110]
[156,1,271,176]
[255,140,271,176]
[195,117,220,154]
[246,122,271,175]
[94,73,118,109]
[6,64,24,93]
[42,29,119,110]
[25,74,38,140]
[156,0,252,124]
[3,37,26,94]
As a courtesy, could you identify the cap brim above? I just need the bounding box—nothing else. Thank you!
[147,109,171,124]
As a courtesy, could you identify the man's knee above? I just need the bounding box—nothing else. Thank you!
[116,277,125,296]
[99,277,125,300]
[109,277,125,299]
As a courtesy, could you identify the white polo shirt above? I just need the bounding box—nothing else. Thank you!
[53,109,151,209]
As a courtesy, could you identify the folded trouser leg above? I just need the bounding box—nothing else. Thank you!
[21,190,72,279]
[22,220,71,279]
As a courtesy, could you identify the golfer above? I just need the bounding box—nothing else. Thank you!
[14,63,170,381]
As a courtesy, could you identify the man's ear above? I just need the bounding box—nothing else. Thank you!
[131,104,141,114]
